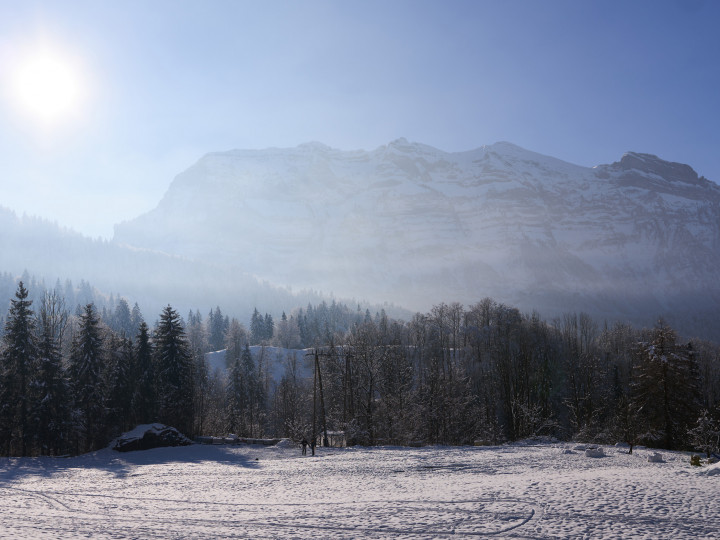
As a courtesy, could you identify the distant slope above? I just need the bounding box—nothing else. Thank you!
[0,207,327,318]
[114,139,720,339]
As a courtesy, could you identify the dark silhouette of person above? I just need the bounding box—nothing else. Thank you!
[301,438,308,456]
[310,437,317,456]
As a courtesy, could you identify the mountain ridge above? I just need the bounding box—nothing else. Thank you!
[113,140,720,339]
[0,205,347,322]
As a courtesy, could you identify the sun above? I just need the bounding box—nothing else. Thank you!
[11,48,84,126]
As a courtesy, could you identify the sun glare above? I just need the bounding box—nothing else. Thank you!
[11,48,85,127]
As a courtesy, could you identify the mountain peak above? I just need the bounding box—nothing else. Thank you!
[486,141,526,152]
[389,137,410,146]
[616,151,703,185]
[297,141,333,152]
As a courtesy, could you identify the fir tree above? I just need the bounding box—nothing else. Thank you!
[112,298,133,338]
[130,302,144,337]
[250,308,264,344]
[154,306,194,436]
[208,306,227,352]
[132,321,156,424]
[0,282,38,456]
[264,313,274,341]
[69,303,106,453]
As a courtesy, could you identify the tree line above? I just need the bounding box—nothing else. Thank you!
[1,282,719,457]
[0,282,197,456]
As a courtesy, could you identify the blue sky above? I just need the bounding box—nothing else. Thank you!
[0,0,718,238]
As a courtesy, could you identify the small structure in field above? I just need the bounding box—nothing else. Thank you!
[325,431,347,447]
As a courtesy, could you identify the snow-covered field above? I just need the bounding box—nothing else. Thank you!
[1,440,718,539]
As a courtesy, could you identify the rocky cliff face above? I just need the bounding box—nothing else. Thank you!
[114,139,720,337]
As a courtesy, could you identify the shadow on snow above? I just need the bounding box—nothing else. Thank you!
[0,443,261,483]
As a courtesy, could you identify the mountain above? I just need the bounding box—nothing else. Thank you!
[113,139,720,339]
[0,207,331,320]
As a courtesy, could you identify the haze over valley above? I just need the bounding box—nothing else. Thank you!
[4,138,720,340]
[113,139,720,339]
[2,0,719,338]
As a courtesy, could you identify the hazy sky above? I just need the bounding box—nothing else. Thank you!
[0,0,718,239]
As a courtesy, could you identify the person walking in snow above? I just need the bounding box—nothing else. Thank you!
[310,437,316,456]
[301,437,308,456]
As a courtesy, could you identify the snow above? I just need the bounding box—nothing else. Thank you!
[0,441,717,538]
[205,346,312,380]
[113,138,720,331]
[205,349,227,373]
[111,423,168,443]
[698,461,720,477]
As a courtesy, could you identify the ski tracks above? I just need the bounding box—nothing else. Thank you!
[0,487,544,538]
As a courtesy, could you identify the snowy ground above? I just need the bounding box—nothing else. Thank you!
[0,440,718,539]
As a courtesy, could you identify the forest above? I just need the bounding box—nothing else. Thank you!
[1,277,719,458]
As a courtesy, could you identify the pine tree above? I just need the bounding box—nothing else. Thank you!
[69,303,106,453]
[250,308,264,344]
[132,321,156,424]
[154,306,194,436]
[264,313,274,341]
[208,306,227,352]
[112,298,133,338]
[130,302,144,337]
[0,282,38,456]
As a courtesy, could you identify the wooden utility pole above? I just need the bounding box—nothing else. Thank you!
[312,352,317,444]
[308,348,330,447]
[344,349,353,424]
[316,350,329,447]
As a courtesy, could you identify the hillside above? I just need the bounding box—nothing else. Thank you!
[0,207,327,319]
[114,140,720,339]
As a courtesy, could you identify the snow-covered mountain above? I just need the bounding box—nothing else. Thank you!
[114,139,720,338]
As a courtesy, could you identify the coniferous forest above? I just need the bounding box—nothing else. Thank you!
[1,278,719,458]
